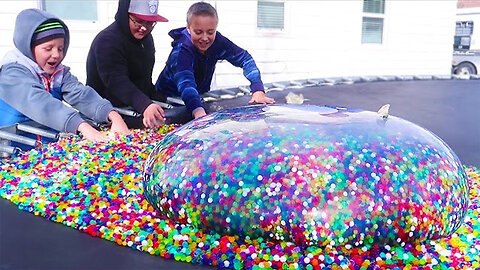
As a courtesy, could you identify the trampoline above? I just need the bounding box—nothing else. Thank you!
[0,78,479,270]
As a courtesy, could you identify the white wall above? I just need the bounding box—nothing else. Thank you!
[213,0,457,87]
[0,0,456,90]
[0,1,38,57]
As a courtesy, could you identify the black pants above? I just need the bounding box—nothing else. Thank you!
[121,107,195,129]
[122,115,145,129]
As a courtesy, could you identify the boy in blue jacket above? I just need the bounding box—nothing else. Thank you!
[0,9,130,142]
[155,2,275,119]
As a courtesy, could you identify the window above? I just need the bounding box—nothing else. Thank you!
[454,21,474,50]
[361,0,385,44]
[362,17,384,44]
[257,1,284,30]
[455,21,473,36]
[41,0,97,21]
[363,0,385,13]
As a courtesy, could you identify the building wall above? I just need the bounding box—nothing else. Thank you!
[208,1,457,88]
[0,1,456,90]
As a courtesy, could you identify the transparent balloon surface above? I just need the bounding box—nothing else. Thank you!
[143,104,469,246]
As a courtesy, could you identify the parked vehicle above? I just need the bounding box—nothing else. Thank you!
[452,11,480,76]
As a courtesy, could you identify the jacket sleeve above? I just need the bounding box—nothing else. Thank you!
[92,35,152,113]
[220,36,265,92]
[0,63,84,133]
[61,67,113,124]
[173,46,203,114]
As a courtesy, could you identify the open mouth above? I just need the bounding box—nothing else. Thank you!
[198,43,209,50]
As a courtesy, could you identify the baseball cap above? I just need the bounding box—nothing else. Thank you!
[128,0,168,22]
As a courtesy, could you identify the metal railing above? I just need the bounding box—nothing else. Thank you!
[0,122,59,158]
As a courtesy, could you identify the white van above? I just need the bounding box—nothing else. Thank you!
[452,11,480,75]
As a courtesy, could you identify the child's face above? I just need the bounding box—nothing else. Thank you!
[129,15,155,40]
[187,15,217,53]
[32,37,65,76]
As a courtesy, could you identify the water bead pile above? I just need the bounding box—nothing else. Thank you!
[0,124,478,269]
[144,105,469,247]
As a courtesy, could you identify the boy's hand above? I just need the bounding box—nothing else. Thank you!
[192,107,207,119]
[249,91,275,105]
[143,103,166,129]
[108,111,131,135]
[77,122,108,142]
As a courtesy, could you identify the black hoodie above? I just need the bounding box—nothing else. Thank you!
[86,0,160,114]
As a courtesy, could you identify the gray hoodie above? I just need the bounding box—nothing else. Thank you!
[0,9,113,133]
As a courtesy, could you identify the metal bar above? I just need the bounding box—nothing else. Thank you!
[114,107,141,117]
[433,75,452,80]
[202,92,221,99]
[166,97,185,106]
[360,76,373,82]
[340,79,354,85]
[220,89,237,95]
[271,82,286,89]
[152,100,174,109]
[0,130,37,147]
[289,80,303,86]
[238,86,251,94]
[306,79,320,85]
[323,78,336,84]
[16,124,58,139]
[0,144,17,156]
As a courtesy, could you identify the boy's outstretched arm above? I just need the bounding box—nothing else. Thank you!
[220,35,275,105]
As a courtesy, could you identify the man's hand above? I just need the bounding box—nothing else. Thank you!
[249,91,275,105]
[143,103,166,129]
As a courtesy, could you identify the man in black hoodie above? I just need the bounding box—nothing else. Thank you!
[86,0,168,129]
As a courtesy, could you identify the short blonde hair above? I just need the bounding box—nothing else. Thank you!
[186,2,218,26]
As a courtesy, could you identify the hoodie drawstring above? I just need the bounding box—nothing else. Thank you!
[40,67,64,93]
[37,67,64,143]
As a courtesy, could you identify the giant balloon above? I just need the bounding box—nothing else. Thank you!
[143,104,469,246]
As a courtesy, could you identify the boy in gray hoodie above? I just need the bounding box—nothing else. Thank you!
[0,9,130,142]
